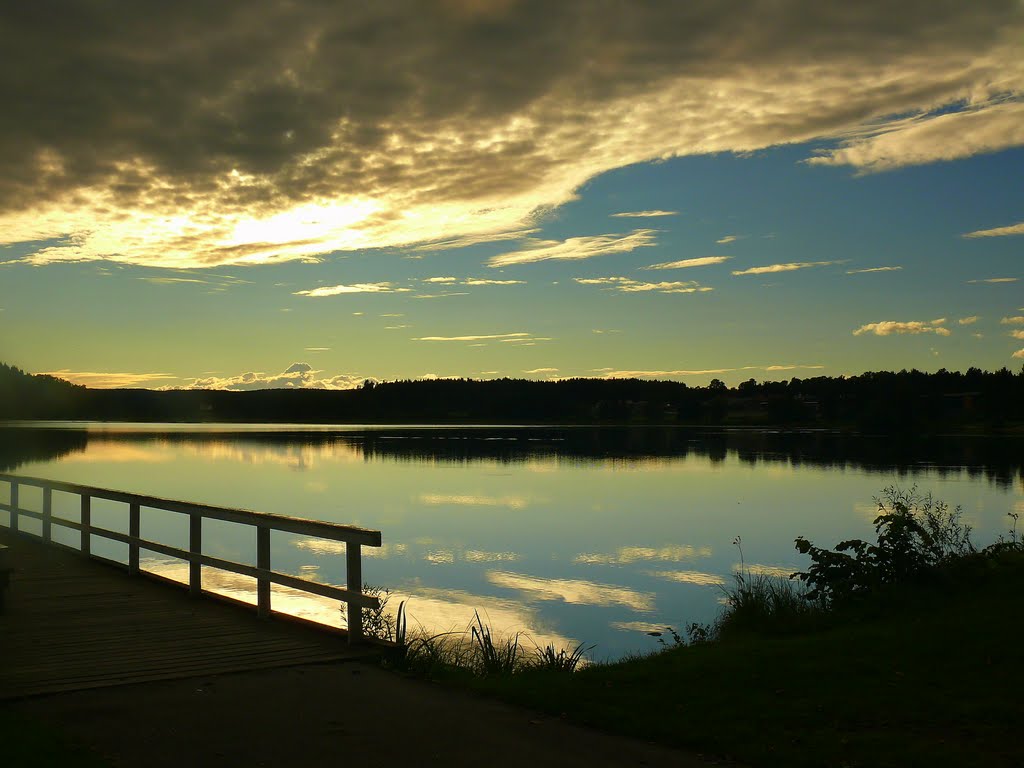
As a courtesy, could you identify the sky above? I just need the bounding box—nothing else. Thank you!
[1,1,1022,390]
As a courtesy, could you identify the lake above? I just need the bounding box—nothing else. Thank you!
[2,423,1021,660]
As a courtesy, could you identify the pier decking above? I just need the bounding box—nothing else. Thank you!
[0,531,369,700]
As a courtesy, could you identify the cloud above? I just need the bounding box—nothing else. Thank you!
[1014,349,1024,359]
[137,277,207,285]
[1009,330,1024,340]
[40,370,177,388]
[642,256,730,270]
[1,3,1021,268]
[487,229,659,267]
[461,278,525,285]
[958,316,980,325]
[180,363,363,391]
[732,261,842,276]
[412,291,471,299]
[846,266,903,274]
[573,276,712,294]
[610,210,678,218]
[807,100,1024,173]
[523,367,559,374]
[852,319,951,336]
[293,282,411,297]
[597,364,824,378]
[422,276,458,283]
[414,332,533,342]
[716,235,738,244]
[968,277,1018,283]
[964,221,1024,238]
[1001,316,1024,325]
[410,228,540,252]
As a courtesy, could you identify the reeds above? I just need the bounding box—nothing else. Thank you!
[380,610,593,677]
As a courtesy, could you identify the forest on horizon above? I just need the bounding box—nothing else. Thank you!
[1,362,1023,433]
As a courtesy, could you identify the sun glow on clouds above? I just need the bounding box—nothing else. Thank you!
[808,101,1024,173]
[732,261,842,276]
[294,282,411,297]
[411,331,532,342]
[610,210,678,218]
[0,3,1020,270]
[574,277,712,294]
[853,319,951,337]
[964,221,1024,238]
[487,230,659,267]
[598,364,824,379]
[178,362,364,390]
[643,256,730,270]
[42,370,176,388]
[847,266,902,274]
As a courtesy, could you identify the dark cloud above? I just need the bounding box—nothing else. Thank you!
[1,1,1020,265]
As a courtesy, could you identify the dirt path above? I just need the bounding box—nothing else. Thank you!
[11,660,727,767]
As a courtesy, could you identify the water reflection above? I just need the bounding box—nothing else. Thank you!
[4,428,1019,487]
[2,424,1021,487]
[574,544,713,565]
[645,569,726,586]
[141,558,578,650]
[2,423,1022,659]
[486,571,656,612]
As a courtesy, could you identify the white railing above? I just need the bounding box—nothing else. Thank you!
[0,473,381,643]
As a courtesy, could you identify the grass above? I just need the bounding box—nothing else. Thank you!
[381,502,1024,767]
[461,557,1023,767]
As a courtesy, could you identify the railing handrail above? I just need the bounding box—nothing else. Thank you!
[0,473,381,643]
[0,473,381,546]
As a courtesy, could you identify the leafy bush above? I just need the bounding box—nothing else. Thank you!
[357,584,406,644]
[793,486,975,605]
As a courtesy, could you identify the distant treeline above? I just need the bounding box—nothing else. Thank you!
[2,362,1023,432]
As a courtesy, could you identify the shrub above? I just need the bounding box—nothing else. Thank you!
[793,485,975,605]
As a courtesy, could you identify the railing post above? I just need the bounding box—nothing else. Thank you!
[257,525,271,619]
[128,502,140,575]
[9,482,17,533]
[81,495,91,556]
[189,512,202,595]
[42,486,52,542]
[346,542,363,644]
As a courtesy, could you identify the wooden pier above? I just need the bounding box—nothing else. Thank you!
[0,474,384,700]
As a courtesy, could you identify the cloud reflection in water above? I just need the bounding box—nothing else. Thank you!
[487,570,655,612]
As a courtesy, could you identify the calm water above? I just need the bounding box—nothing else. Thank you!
[2,423,1022,660]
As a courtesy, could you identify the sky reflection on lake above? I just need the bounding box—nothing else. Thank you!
[2,424,1021,659]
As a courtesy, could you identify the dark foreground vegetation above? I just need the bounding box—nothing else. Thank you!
[3,362,1024,432]
[374,489,1024,768]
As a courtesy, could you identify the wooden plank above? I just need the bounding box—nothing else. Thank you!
[0,531,375,700]
[257,525,271,619]
[347,542,363,643]
[81,495,91,555]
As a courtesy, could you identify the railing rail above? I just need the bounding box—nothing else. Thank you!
[0,473,381,643]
